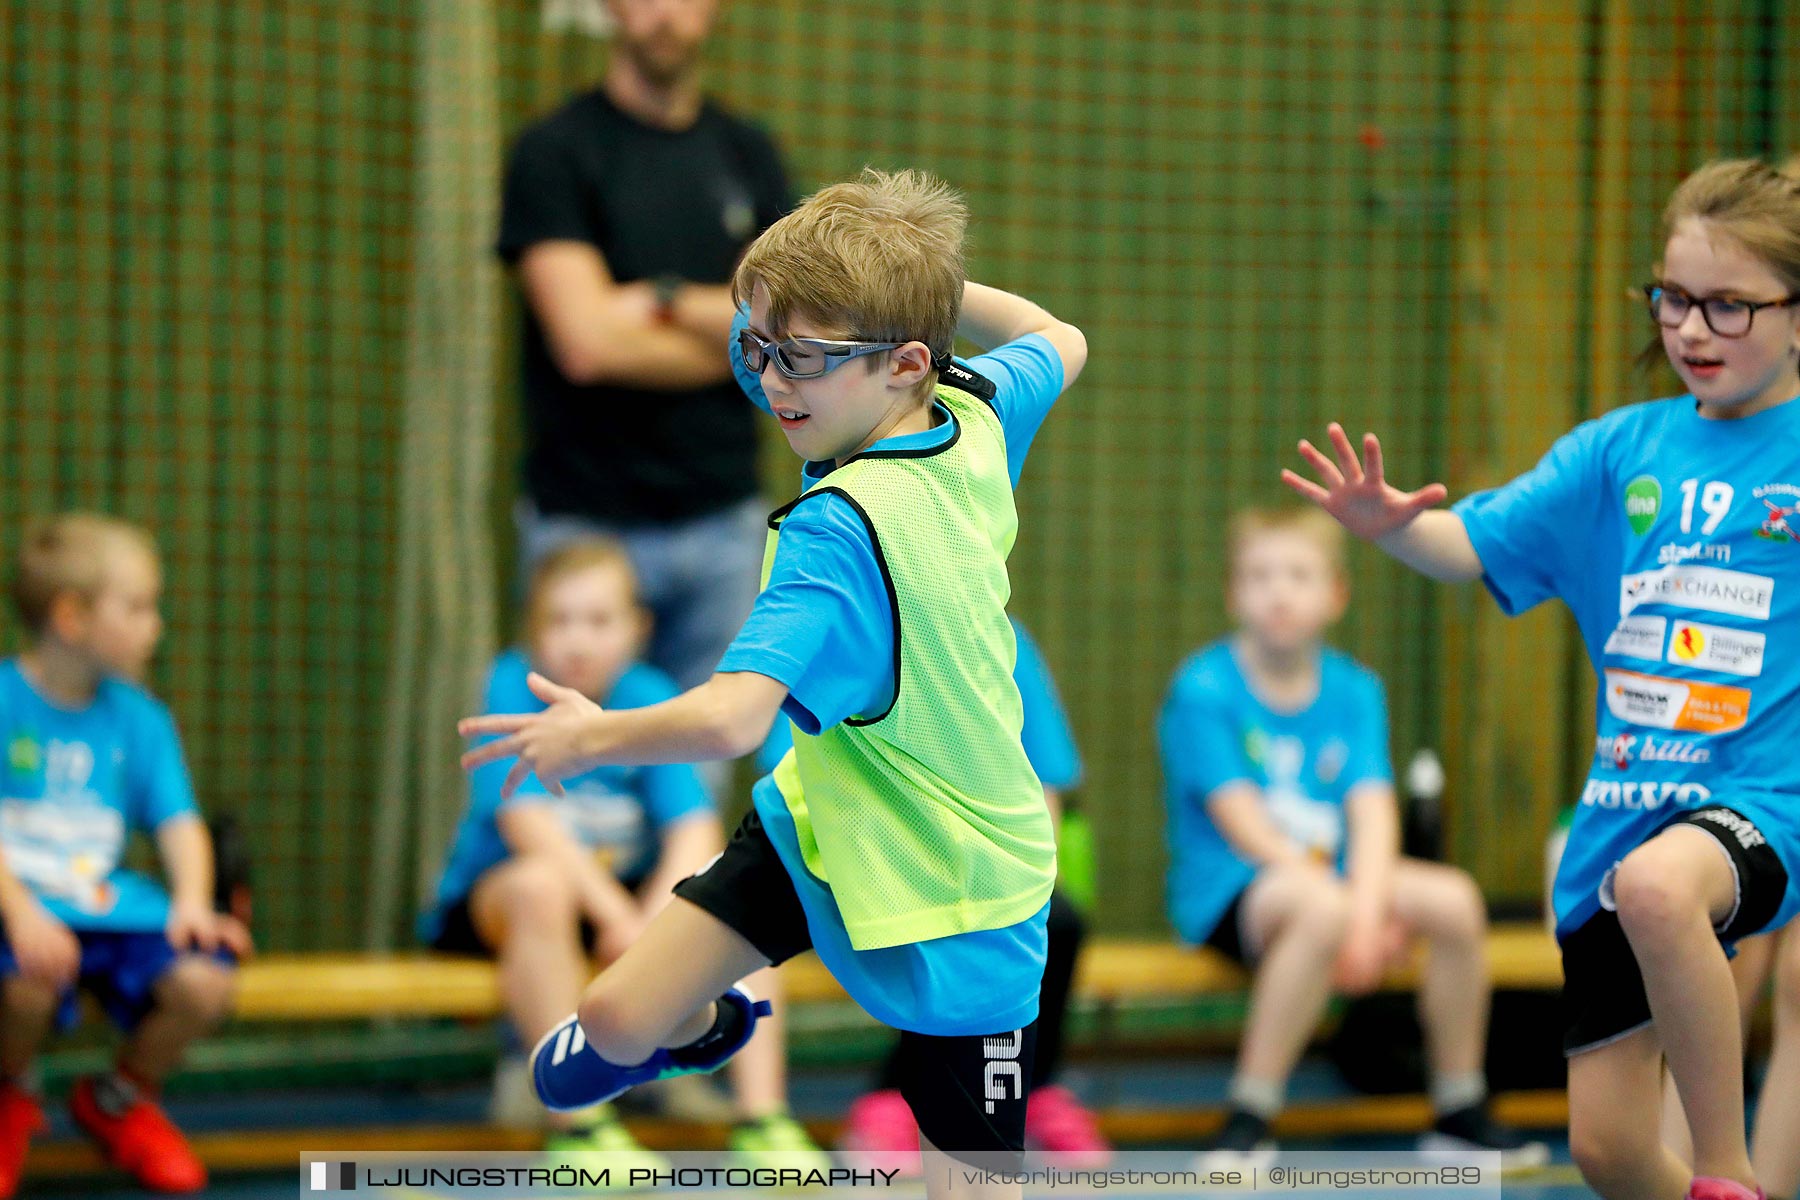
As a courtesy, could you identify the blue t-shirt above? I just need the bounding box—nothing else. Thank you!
[756,615,1084,790]
[1455,394,1800,938]
[0,659,201,932]
[1159,642,1392,945]
[724,312,1067,1034]
[422,652,712,943]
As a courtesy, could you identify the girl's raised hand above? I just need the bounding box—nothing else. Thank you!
[1281,423,1448,541]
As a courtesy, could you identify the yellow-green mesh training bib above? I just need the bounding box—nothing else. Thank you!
[762,384,1056,951]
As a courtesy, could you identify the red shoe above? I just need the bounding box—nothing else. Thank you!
[1025,1084,1113,1168]
[1686,1179,1765,1200]
[838,1089,921,1177]
[69,1075,207,1193]
[0,1082,47,1200]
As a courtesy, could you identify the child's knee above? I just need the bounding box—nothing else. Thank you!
[156,958,237,1029]
[1279,875,1352,946]
[1570,1102,1664,1192]
[1428,871,1488,945]
[492,857,581,925]
[1611,849,1705,942]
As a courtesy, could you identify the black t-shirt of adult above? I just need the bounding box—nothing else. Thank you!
[498,89,792,526]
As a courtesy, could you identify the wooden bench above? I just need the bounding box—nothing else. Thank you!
[31,926,1566,1180]
[231,924,1562,1021]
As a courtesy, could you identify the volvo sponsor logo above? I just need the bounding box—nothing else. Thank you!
[1580,779,1712,811]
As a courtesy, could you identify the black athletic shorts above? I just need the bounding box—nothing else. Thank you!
[1561,804,1790,1056]
[674,809,1038,1166]
[1201,887,1255,965]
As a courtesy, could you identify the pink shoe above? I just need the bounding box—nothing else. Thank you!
[838,1090,921,1177]
[1686,1178,1766,1200]
[1025,1085,1113,1168]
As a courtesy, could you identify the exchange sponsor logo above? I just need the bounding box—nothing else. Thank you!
[1603,669,1751,734]
[1595,733,1713,769]
[1604,615,1666,661]
[1667,620,1765,678]
[1619,565,1773,621]
[1580,778,1712,811]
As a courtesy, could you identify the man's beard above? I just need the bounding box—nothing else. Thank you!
[621,35,700,88]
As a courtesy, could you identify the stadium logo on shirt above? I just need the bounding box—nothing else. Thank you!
[1625,476,1662,535]
[1754,484,1800,543]
[1658,541,1731,566]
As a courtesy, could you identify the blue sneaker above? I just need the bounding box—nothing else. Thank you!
[531,986,773,1112]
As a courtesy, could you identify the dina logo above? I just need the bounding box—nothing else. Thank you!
[7,736,38,774]
[1625,476,1662,536]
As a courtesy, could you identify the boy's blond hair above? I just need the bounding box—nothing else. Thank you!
[732,167,967,389]
[522,536,641,644]
[1227,507,1348,578]
[11,513,159,631]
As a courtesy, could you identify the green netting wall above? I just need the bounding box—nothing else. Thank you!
[3,1,1797,949]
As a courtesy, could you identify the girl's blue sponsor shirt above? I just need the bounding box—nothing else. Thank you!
[1454,394,1800,939]
[422,651,712,943]
[0,659,200,932]
[1159,642,1392,945]
[723,311,1065,1035]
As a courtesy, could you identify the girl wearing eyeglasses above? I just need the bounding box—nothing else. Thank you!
[1286,158,1800,1200]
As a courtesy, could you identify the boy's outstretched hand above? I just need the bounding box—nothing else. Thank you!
[1281,423,1448,541]
[460,672,605,799]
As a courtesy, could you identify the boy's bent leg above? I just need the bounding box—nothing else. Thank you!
[532,897,771,1110]
[725,964,786,1119]
[1568,1026,1689,1200]
[1234,866,1350,1092]
[575,897,770,1064]
[467,857,590,1046]
[895,1020,1038,1198]
[74,943,233,1195]
[0,976,61,1080]
[1390,859,1489,1083]
[536,809,813,1111]
[920,1130,1021,1200]
[118,954,236,1083]
[0,974,57,1199]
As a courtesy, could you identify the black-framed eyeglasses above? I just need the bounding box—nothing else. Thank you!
[736,327,911,380]
[1644,283,1800,338]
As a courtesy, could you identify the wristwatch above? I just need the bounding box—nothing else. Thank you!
[652,274,684,324]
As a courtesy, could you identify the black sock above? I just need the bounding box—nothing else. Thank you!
[666,996,747,1068]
